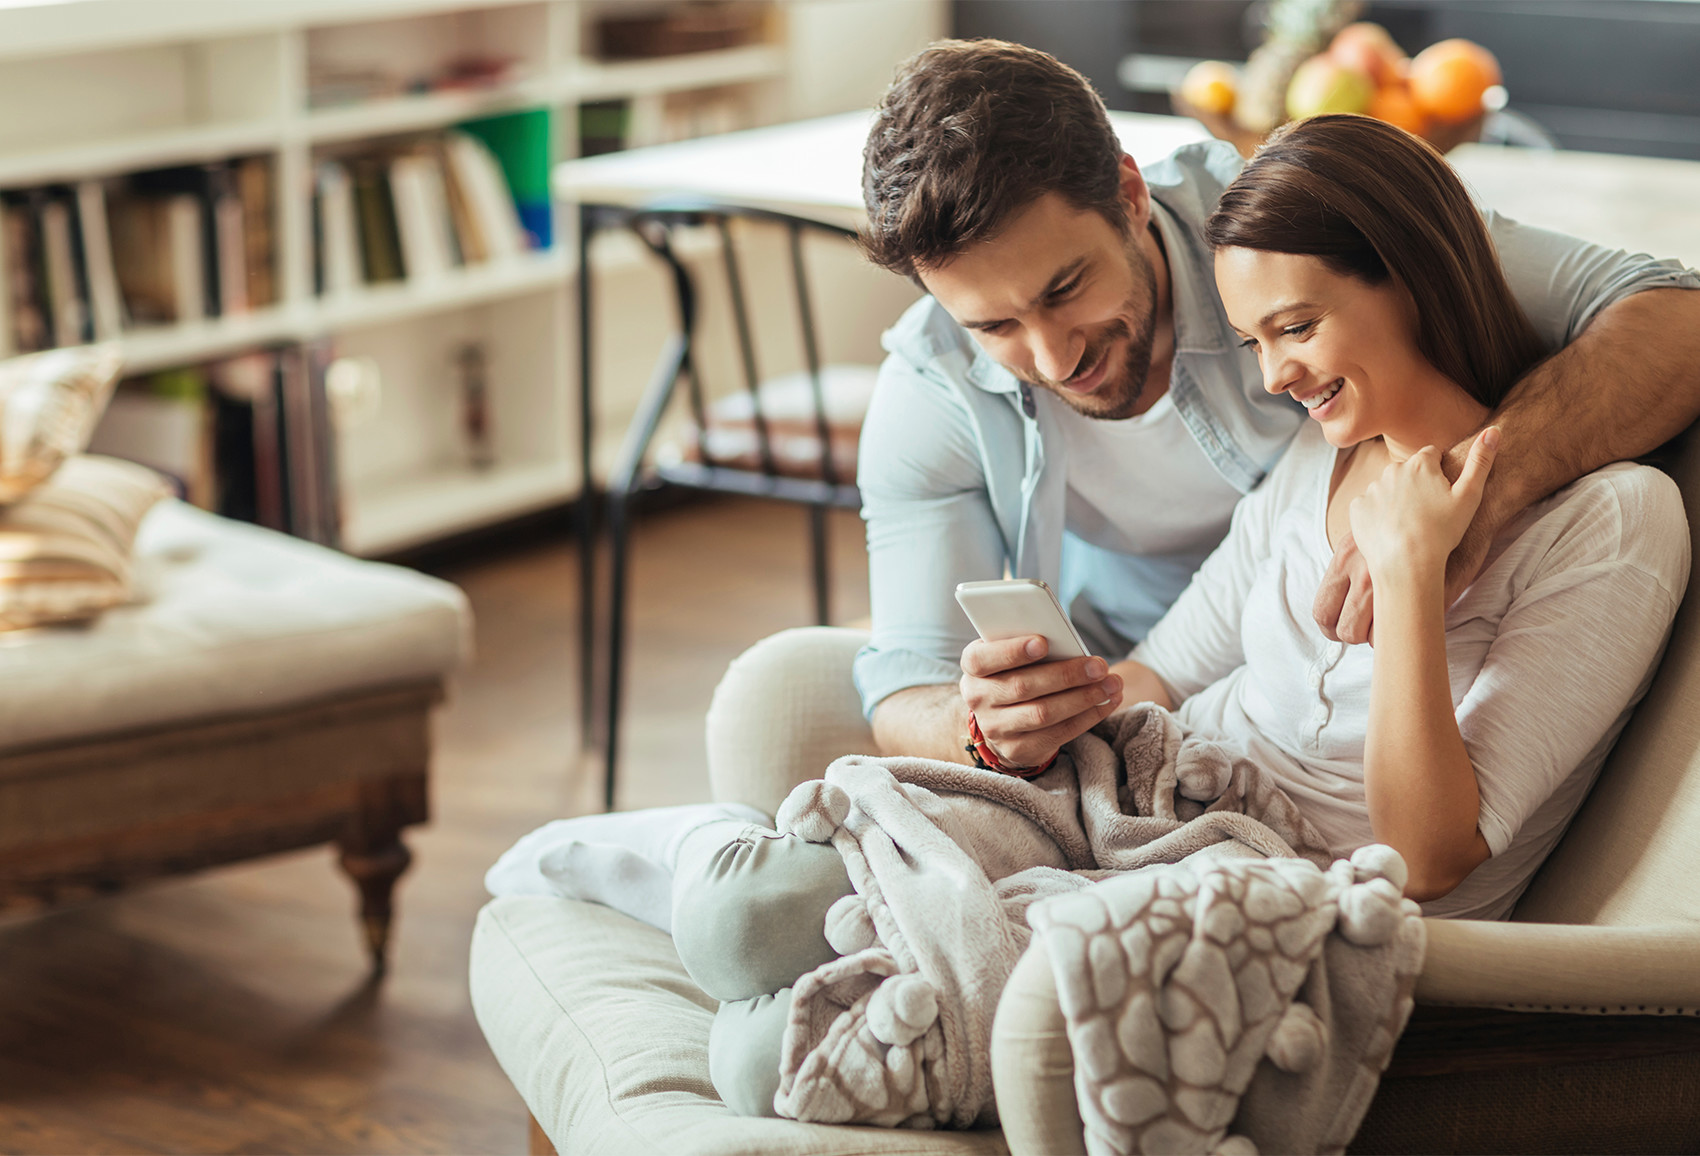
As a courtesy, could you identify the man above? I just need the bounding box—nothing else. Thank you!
[853,39,1700,773]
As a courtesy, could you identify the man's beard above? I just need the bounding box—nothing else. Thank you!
[1015,237,1159,421]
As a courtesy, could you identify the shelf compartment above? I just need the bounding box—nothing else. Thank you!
[320,249,568,331]
[570,44,785,101]
[118,306,304,376]
[303,75,560,144]
[341,457,577,555]
[0,35,286,163]
[0,120,285,190]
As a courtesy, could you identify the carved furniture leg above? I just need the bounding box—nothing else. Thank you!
[337,774,427,972]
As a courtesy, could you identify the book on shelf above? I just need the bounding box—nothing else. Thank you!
[442,131,528,261]
[313,160,363,296]
[75,179,125,342]
[38,190,91,349]
[457,109,552,250]
[388,150,458,282]
[235,156,276,311]
[164,193,206,325]
[349,156,405,285]
[89,346,340,548]
[0,195,48,355]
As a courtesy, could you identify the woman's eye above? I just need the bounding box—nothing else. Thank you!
[1237,336,1258,350]
[1282,321,1315,339]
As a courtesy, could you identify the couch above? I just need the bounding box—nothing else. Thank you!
[472,429,1700,1153]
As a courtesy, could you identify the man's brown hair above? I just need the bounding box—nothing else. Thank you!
[861,39,1128,280]
[1204,114,1546,408]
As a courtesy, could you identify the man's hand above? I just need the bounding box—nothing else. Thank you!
[959,635,1123,769]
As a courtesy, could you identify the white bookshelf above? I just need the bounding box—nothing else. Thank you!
[0,0,943,555]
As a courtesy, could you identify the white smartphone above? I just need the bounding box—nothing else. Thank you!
[954,578,1091,662]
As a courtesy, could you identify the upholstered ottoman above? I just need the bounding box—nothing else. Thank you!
[0,499,470,968]
[472,895,1010,1156]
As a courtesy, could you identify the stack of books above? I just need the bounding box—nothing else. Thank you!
[88,342,340,547]
[0,156,276,357]
[314,127,536,296]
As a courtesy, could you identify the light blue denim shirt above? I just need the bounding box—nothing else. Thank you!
[853,138,1700,719]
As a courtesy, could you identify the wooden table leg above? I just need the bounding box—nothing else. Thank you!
[337,774,427,972]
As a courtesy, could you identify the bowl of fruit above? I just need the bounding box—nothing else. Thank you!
[1174,22,1505,157]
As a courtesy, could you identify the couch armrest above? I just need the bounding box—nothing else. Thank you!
[991,945,1087,1156]
[1416,920,1700,1012]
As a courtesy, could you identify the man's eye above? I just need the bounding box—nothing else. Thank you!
[1047,278,1080,302]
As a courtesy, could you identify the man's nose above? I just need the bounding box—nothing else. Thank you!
[1029,321,1083,385]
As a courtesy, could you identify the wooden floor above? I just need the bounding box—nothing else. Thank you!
[0,496,870,1155]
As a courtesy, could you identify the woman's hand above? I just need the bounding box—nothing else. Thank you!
[1350,428,1500,580]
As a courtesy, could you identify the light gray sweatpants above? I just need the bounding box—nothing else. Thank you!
[671,820,854,1117]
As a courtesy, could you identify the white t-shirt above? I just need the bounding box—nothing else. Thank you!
[1058,393,1249,650]
[1060,392,1247,556]
[1133,423,1689,919]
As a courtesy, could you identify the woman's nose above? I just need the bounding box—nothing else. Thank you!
[1261,349,1304,396]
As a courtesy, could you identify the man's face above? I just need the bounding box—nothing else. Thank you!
[916,191,1161,420]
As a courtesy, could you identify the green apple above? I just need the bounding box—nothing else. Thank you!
[1286,56,1374,120]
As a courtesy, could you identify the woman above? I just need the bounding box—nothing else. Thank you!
[1107,112,1687,918]
[490,114,1688,1114]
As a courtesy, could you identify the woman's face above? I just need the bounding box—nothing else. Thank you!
[1213,247,1440,451]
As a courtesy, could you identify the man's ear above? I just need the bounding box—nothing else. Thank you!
[1118,154,1152,231]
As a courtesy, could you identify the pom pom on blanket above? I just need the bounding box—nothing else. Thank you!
[1266,1002,1329,1073]
[777,779,851,843]
[1338,877,1406,947]
[866,975,939,1046]
[1349,843,1409,893]
[825,893,879,955]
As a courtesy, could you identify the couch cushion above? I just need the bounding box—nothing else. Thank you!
[0,454,170,630]
[1515,424,1700,926]
[0,346,122,503]
[0,500,468,752]
[471,896,1008,1156]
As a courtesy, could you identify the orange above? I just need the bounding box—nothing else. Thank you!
[1409,38,1502,123]
[1366,82,1428,138]
[1180,60,1238,116]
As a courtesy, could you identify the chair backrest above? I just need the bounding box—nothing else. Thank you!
[613,201,869,507]
[1514,420,1700,926]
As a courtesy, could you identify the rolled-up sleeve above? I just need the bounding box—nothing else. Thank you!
[852,350,1007,719]
[1486,208,1700,350]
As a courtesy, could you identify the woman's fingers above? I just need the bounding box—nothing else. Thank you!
[1452,426,1501,505]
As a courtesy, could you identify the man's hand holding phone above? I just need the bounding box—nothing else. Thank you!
[954,579,1124,771]
[958,635,1124,770]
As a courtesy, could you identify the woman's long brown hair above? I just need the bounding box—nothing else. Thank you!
[1205,114,1547,408]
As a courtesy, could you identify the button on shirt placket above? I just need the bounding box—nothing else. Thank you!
[1306,640,1347,748]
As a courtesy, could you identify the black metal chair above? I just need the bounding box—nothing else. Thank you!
[595,202,873,808]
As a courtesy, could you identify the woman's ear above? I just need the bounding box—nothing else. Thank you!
[1118,155,1152,231]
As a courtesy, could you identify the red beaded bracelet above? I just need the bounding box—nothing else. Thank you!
[965,712,1058,779]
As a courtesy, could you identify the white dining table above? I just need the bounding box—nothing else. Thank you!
[555,108,1700,262]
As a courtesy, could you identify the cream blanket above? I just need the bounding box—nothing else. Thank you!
[769,704,1425,1152]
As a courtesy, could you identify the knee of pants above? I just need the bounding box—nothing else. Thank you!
[708,988,791,1118]
[672,826,852,1003]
